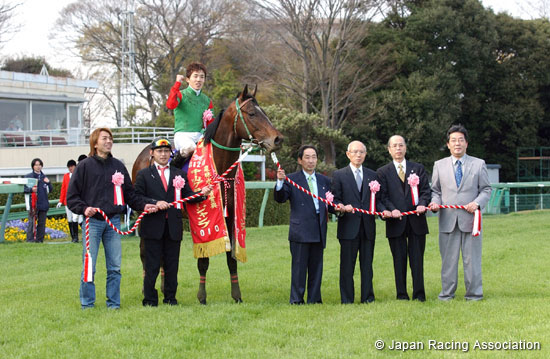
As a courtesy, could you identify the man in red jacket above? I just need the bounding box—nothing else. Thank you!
[58,159,79,242]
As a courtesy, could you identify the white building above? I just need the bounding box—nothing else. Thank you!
[0,70,99,180]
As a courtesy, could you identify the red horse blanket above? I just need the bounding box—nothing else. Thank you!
[186,139,247,262]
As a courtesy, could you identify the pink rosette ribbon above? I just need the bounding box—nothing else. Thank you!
[407,173,420,206]
[368,180,380,212]
[112,171,125,205]
[203,109,214,129]
[325,191,334,203]
[173,175,186,209]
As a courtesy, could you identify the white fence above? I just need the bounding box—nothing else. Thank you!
[0,127,177,147]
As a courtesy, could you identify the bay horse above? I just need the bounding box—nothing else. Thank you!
[131,85,283,304]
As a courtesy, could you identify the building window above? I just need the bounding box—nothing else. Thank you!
[31,102,67,131]
[0,100,28,131]
[69,105,80,128]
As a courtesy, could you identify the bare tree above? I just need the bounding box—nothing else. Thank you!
[0,1,21,48]
[518,0,550,19]
[251,0,395,165]
[54,0,240,124]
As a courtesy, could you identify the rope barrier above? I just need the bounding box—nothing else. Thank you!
[270,152,474,217]
[84,145,254,250]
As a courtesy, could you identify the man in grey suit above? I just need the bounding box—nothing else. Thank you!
[429,124,492,301]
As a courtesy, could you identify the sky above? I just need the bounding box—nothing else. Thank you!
[481,0,529,18]
[2,0,77,69]
[1,0,534,76]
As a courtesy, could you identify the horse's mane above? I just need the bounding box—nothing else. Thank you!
[203,110,224,144]
[203,92,256,144]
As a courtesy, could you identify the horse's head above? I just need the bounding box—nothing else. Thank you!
[230,85,284,152]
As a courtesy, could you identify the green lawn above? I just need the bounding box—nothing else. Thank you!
[1,211,548,358]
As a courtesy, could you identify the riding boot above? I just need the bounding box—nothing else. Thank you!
[230,274,243,303]
[197,276,207,305]
[68,222,75,242]
[71,222,79,243]
[172,151,188,169]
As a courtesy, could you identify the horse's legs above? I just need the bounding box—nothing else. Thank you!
[227,252,242,303]
[197,257,209,304]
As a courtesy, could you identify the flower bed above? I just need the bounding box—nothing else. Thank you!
[4,218,69,242]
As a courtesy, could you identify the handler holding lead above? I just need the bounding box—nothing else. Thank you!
[135,137,212,306]
[67,127,157,309]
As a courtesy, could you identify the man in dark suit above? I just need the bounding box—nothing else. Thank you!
[274,145,334,304]
[135,137,212,306]
[331,140,386,304]
[377,135,430,301]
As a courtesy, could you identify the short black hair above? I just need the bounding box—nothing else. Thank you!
[446,124,469,142]
[77,154,87,162]
[31,158,43,168]
[297,145,318,159]
[67,160,77,167]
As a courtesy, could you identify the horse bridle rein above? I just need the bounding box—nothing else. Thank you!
[211,97,261,152]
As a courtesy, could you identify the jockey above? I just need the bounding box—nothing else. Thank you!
[166,62,214,159]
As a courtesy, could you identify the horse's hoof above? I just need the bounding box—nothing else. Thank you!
[199,299,207,305]
[234,298,243,303]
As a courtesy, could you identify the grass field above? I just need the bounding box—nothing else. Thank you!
[1,211,549,358]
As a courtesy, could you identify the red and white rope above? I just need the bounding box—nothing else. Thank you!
[84,146,254,236]
[270,152,482,226]
[82,145,255,283]
[83,217,93,282]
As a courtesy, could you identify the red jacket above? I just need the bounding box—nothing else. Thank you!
[59,172,71,205]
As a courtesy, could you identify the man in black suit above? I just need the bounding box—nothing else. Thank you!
[331,140,386,304]
[135,137,212,306]
[274,145,335,304]
[377,135,430,301]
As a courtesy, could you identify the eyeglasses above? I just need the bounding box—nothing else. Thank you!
[348,150,366,155]
[153,139,171,147]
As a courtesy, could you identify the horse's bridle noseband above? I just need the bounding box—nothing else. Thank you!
[211,97,261,152]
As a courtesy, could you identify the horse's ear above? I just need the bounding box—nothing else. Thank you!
[252,84,257,97]
[242,84,249,98]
